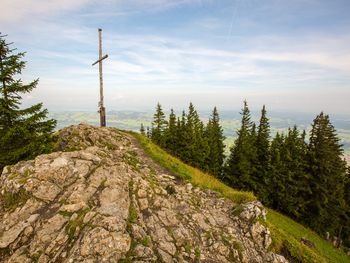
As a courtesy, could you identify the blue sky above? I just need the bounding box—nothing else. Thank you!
[1,0,350,114]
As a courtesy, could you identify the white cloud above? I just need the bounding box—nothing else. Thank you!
[0,0,94,24]
[0,0,203,25]
[100,33,350,87]
[6,1,350,114]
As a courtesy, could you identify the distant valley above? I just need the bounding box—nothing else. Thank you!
[49,110,350,162]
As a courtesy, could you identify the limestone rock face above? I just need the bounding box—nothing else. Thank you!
[0,123,287,262]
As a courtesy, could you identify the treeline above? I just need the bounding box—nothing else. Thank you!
[142,101,350,248]
[141,102,225,177]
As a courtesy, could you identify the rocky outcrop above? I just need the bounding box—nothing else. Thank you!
[0,123,287,262]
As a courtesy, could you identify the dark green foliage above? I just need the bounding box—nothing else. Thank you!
[164,108,177,154]
[206,106,225,178]
[304,112,347,239]
[175,111,187,157]
[256,105,270,167]
[182,103,209,168]
[268,132,284,206]
[0,34,56,171]
[149,103,225,174]
[343,167,350,247]
[269,127,310,219]
[225,104,349,248]
[140,123,145,135]
[175,102,209,170]
[253,105,270,203]
[148,101,350,249]
[226,101,257,191]
[268,113,348,248]
[192,119,209,170]
[150,102,167,147]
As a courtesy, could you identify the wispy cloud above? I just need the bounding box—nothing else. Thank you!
[0,0,94,24]
[0,0,204,25]
[3,0,350,113]
[20,28,350,111]
[100,33,350,84]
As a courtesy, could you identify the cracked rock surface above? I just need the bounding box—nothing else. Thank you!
[0,123,287,262]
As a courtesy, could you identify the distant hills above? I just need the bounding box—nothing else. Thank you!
[49,110,350,161]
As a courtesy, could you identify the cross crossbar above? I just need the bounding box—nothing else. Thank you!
[92,54,108,66]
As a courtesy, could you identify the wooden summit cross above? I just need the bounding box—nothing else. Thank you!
[92,28,108,127]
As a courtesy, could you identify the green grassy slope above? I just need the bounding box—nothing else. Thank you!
[131,132,350,263]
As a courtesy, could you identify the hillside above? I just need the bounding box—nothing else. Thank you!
[0,123,286,262]
[132,130,350,263]
[0,124,348,262]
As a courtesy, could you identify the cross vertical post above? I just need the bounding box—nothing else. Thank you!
[92,28,108,127]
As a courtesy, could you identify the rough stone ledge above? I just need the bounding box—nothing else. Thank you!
[0,124,287,263]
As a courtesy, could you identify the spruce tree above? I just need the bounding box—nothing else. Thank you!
[256,106,270,171]
[206,107,225,177]
[182,103,199,165]
[343,167,350,247]
[291,128,311,218]
[140,123,145,135]
[250,122,258,182]
[253,105,271,203]
[304,112,347,237]
[0,34,56,171]
[269,132,285,208]
[268,127,311,219]
[175,111,187,158]
[150,103,167,147]
[195,119,209,170]
[226,101,257,190]
[183,103,208,169]
[164,108,177,154]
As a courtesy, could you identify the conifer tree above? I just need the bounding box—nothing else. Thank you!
[256,106,270,170]
[226,101,257,190]
[164,108,177,154]
[140,123,145,135]
[343,167,350,247]
[206,107,225,177]
[268,132,285,208]
[250,122,258,178]
[345,167,350,205]
[175,111,187,158]
[182,103,199,165]
[183,103,208,169]
[270,127,310,218]
[151,103,167,147]
[195,119,209,170]
[290,126,311,221]
[0,34,56,171]
[304,112,347,237]
[253,105,271,203]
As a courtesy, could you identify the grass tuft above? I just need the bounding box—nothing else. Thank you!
[1,188,31,212]
[65,207,90,241]
[141,236,151,247]
[132,132,255,204]
[123,150,141,172]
